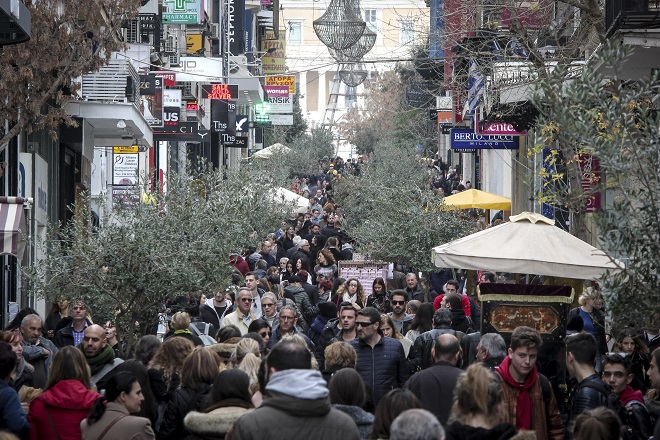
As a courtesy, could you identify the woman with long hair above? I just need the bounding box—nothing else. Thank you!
[111,360,159,427]
[81,371,155,439]
[614,327,650,391]
[44,297,69,339]
[0,342,29,439]
[158,347,221,440]
[232,338,263,407]
[184,369,254,440]
[0,330,33,392]
[280,260,295,285]
[149,337,195,402]
[277,226,296,260]
[572,407,622,440]
[444,363,518,440]
[335,278,366,308]
[369,388,422,440]
[329,368,374,439]
[379,314,412,358]
[314,250,338,284]
[405,303,434,342]
[366,278,391,314]
[28,346,101,440]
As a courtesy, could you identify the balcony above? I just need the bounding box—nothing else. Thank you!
[606,0,660,36]
[66,57,152,147]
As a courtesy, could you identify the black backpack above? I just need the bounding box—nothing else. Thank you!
[576,380,643,440]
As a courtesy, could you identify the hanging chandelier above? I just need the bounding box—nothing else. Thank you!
[329,27,376,62]
[339,61,369,87]
[313,0,366,50]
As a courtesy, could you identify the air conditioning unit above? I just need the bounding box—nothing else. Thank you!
[210,23,220,40]
[168,53,181,66]
[164,34,176,53]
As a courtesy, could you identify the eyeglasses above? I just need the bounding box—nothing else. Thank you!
[280,315,295,321]
[356,321,375,327]
[348,284,358,288]
[602,371,626,379]
[391,300,406,305]
[262,303,275,307]
[240,297,253,303]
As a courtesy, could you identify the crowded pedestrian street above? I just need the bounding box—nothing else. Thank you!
[1,154,659,440]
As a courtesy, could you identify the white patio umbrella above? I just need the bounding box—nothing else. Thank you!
[431,212,624,280]
[252,143,291,159]
[270,187,309,213]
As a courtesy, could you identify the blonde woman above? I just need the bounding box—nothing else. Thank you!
[232,338,263,407]
[379,314,412,357]
[445,364,519,440]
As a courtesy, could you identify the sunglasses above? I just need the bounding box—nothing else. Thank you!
[356,321,375,327]
[258,331,272,337]
[240,298,253,303]
[262,303,275,307]
[391,300,406,305]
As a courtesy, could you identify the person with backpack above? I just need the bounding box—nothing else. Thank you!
[496,326,564,440]
[565,332,609,435]
[602,353,654,440]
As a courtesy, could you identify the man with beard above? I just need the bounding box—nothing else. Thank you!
[80,324,123,389]
[388,290,413,335]
[20,314,58,388]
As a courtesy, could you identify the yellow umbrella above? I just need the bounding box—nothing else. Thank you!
[442,189,511,210]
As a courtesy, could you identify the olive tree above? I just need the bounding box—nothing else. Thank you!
[24,165,292,355]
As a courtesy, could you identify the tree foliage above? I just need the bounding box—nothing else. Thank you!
[334,141,473,272]
[534,42,660,328]
[23,165,292,355]
[0,0,144,152]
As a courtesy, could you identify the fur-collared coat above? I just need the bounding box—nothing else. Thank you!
[184,406,253,440]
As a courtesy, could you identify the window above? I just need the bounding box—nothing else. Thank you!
[400,20,415,45]
[364,9,378,33]
[288,21,302,44]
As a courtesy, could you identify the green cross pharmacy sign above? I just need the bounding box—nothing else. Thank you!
[163,0,200,24]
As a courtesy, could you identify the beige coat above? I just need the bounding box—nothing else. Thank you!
[220,310,256,335]
[81,402,155,440]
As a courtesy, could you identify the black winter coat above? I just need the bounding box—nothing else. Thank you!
[314,318,343,368]
[157,383,212,440]
[351,335,409,412]
[408,327,465,371]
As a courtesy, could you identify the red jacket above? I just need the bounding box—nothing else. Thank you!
[28,379,100,440]
[433,293,471,316]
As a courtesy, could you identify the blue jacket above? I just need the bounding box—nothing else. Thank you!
[0,379,29,439]
[351,336,409,411]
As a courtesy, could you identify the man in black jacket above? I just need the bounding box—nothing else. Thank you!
[314,302,358,368]
[351,307,409,412]
[565,332,609,430]
[404,333,462,425]
[408,308,465,372]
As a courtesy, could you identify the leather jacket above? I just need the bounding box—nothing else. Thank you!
[567,374,609,425]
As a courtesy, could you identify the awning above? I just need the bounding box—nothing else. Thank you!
[0,196,28,259]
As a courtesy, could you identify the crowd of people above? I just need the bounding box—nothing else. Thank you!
[1,156,660,440]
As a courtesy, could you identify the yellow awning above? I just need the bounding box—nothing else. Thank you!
[442,189,511,210]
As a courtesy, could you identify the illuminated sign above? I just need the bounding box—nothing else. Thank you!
[202,84,239,100]
[186,102,199,110]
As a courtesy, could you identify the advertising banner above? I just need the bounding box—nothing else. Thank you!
[162,0,202,24]
[265,74,295,94]
[450,128,519,150]
[113,153,140,186]
[261,29,286,74]
[228,0,245,55]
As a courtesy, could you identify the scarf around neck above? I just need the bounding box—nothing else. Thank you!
[497,355,537,430]
[79,344,115,375]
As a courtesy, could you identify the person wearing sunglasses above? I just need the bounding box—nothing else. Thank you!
[388,291,413,336]
[220,288,257,336]
[350,307,409,413]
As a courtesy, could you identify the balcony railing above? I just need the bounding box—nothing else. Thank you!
[74,58,140,105]
[606,0,660,36]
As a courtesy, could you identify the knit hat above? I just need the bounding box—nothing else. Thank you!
[318,302,338,319]
[288,275,302,283]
